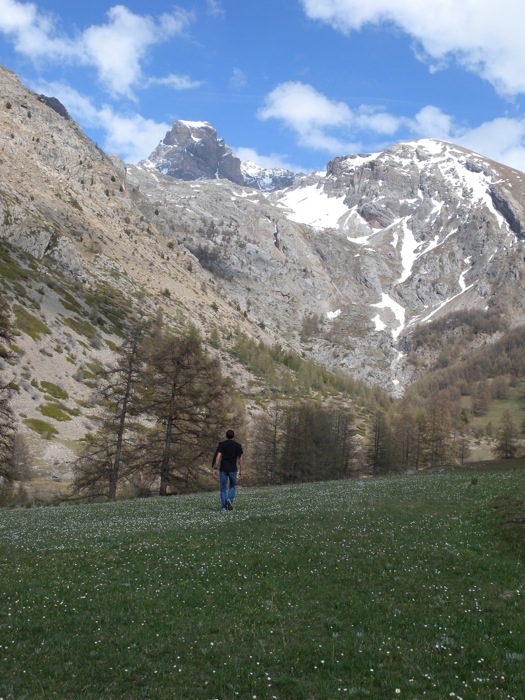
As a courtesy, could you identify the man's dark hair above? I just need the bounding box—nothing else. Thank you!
[226,429,235,439]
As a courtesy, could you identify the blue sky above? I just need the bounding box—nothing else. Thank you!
[2,0,525,173]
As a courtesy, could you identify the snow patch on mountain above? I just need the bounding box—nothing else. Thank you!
[327,309,341,320]
[371,293,406,340]
[277,185,349,229]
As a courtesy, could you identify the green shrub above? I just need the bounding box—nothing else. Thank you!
[63,316,97,340]
[13,305,52,341]
[23,418,58,437]
[58,291,83,313]
[40,381,69,400]
[40,403,72,422]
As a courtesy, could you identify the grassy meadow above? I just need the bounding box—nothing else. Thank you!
[1,468,524,699]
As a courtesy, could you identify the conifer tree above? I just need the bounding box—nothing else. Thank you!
[139,331,233,495]
[493,409,519,459]
[251,404,286,484]
[72,320,147,498]
[365,411,395,475]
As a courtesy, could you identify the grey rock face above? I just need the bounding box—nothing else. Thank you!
[3,62,525,400]
[240,161,297,192]
[131,137,525,391]
[147,120,297,192]
[37,95,71,120]
[147,120,245,185]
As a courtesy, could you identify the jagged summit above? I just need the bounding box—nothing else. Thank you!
[2,61,525,413]
[147,120,245,185]
[145,119,297,192]
[128,130,525,391]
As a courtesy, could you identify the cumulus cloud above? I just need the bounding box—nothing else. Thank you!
[0,0,76,60]
[258,81,412,153]
[0,0,194,97]
[456,118,525,172]
[258,80,525,171]
[409,105,455,140]
[258,81,359,153]
[300,0,525,97]
[34,81,169,163]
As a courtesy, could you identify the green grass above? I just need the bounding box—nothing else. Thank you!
[1,470,524,699]
[13,304,52,341]
[22,417,59,437]
[39,402,72,421]
[63,315,98,340]
[40,380,69,400]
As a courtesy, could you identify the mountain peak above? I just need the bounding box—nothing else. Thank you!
[147,119,297,192]
[148,119,244,185]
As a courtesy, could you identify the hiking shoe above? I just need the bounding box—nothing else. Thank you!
[226,499,233,511]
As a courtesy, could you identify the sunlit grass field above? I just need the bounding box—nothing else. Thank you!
[1,469,524,699]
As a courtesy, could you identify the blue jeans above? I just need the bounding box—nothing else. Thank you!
[220,470,237,509]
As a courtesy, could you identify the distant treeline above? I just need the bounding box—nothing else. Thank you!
[406,323,525,403]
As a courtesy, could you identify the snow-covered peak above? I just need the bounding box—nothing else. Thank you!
[179,120,212,129]
[240,160,297,192]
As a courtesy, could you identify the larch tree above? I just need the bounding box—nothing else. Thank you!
[72,320,148,499]
[139,331,233,495]
[366,411,395,475]
[251,403,286,484]
[493,409,519,459]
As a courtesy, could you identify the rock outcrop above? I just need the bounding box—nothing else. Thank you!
[147,120,245,185]
[3,62,525,421]
[146,120,297,191]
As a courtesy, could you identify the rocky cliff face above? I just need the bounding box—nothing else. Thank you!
[148,120,245,185]
[0,66,271,475]
[146,119,297,192]
[240,161,297,192]
[2,61,525,472]
[129,137,525,390]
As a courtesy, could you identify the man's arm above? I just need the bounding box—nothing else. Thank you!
[213,451,222,476]
[238,454,244,477]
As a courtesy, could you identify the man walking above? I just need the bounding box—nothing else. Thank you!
[213,429,244,511]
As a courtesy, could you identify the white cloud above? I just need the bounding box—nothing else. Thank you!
[33,81,169,163]
[300,0,525,97]
[258,81,413,153]
[258,81,359,153]
[97,108,170,164]
[456,118,525,172]
[258,80,525,171]
[259,81,351,131]
[354,106,404,135]
[410,105,455,140]
[0,0,76,60]
[147,74,204,90]
[0,1,194,97]
[0,0,37,33]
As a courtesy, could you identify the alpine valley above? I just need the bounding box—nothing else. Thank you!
[1,65,525,481]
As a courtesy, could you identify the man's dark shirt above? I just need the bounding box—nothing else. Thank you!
[217,439,243,472]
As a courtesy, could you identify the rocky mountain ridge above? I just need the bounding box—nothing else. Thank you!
[2,63,525,475]
[0,66,277,477]
[130,135,525,389]
[145,119,297,192]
